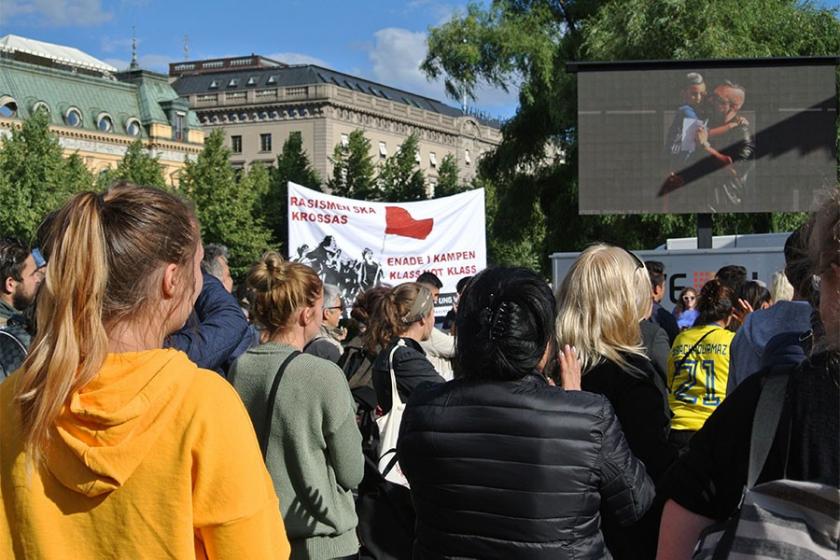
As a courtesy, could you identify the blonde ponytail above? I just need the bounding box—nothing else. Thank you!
[14,183,199,467]
[16,192,109,465]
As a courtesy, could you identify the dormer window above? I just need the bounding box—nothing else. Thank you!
[0,96,18,118]
[266,75,277,84]
[228,78,239,87]
[97,112,114,133]
[31,101,50,116]
[247,76,257,86]
[65,107,82,127]
[209,80,219,89]
[125,118,142,137]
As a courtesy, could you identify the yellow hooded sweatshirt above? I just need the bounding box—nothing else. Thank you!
[0,349,291,559]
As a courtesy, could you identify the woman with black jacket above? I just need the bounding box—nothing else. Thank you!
[397,268,654,560]
[556,244,679,559]
[370,283,444,414]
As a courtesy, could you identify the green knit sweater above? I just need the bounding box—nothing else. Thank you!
[231,342,363,560]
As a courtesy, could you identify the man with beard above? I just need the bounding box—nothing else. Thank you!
[0,240,43,378]
[694,81,755,208]
[0,240,42,328]
[664,81,755,209]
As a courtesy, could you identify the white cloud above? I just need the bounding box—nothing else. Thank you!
[367,27,518,118]
[1,0,111,27]
[266,52,329,67]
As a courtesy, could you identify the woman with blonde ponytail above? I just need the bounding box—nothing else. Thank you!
[0,184,290,559]
[230,253,363,560]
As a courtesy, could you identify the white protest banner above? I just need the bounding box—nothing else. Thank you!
[287,182,486,314]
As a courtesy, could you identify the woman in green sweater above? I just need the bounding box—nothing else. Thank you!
[231,253,363,560]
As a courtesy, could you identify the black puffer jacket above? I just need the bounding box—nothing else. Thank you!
[397,373,654,559]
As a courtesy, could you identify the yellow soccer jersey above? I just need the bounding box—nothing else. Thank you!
[667,324,735,431]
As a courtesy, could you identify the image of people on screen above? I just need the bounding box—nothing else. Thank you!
[662,77,755,209]
[293,236,384,304]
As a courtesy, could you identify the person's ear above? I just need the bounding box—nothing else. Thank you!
[161,263,180,300]
[3,275,15,295]
[301,305,315,327]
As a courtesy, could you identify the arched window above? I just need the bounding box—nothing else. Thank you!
[65,107,83,127]
[0,96,18,118]
[125,118,142,136]
[31,101,50,116]
[97,112,114,133]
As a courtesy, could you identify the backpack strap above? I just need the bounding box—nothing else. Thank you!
[387,339,406,408]
[670,327,718,392]
[260,351,301,459]
[747,365,794,489]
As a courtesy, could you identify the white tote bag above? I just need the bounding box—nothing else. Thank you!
[376,340,410,488]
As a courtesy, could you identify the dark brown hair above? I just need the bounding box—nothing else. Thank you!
[696,279,734,325]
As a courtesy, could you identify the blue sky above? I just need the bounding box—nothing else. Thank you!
[0,0,521,118]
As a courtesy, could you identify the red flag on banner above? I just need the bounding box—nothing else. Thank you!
[384,206,434,240]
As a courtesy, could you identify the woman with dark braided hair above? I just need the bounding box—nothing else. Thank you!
[397,267,653,559]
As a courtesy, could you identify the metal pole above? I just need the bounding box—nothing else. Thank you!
[697,213,713,249]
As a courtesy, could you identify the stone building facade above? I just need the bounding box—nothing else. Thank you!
[170,55,502,192]
[0,35,204,186]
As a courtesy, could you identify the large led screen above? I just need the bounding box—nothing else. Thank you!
[577,61,837,214]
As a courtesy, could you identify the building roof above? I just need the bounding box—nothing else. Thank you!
[0,34,117,74]
[172,61,502,127]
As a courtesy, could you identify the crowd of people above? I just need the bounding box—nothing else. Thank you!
[0,181,837,559]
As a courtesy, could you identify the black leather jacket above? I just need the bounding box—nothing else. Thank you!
[397,373,654,559]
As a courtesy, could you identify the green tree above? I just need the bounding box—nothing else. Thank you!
[377,134,427,202]
[433,154,467,198]
[0,109,92,241]
[180,129,272,277]
[327,129,376,200]
[97,139,167,189]
[423,1,840,269]
[262,132,321,251]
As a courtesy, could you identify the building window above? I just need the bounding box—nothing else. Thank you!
[429,152,437,167]
[31,101,50,116]
[97,113,114,133]
[209,80,218,89]
[260,133,272,152]
[379,141,387,159]
[231,135,242,153]
[172,112,185,142]
[64,107,82,127]
[267,75,277,84]
[465,149,471,165]
[415,150,421,163]
[340,133,349,147]
[228,78,239,87]
[125,118,142,136]
[247,77,257,86]
[0,96,17,118]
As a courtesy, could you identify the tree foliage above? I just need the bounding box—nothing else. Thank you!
[327,129,377,200]
[262,132,321,252]
[424,0,840,270]
[433,154,467,198]
[377,134,427,202]
[180,129,272,277]
[97,139,167,189]
[0,109,92,242]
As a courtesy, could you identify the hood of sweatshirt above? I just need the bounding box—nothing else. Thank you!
[44,349,196,497]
